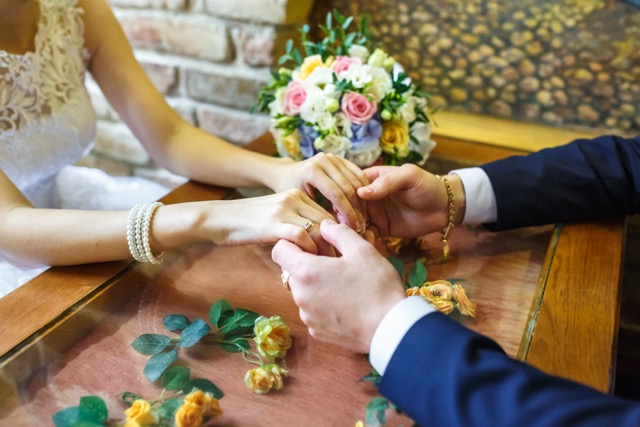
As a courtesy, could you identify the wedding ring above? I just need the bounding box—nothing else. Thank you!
[303,219,316,232]
[280,269,291,291]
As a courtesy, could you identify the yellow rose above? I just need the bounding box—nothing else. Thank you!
[253,315,292,360]
[425,280,453,300]
[183,390,222,418]
[380,120,410,158]
[267,363,289,391]
[124,421,142,427]
[355,421,365,427]
[382,237,403,255]
[281,129,302,160]
[425,297,456,315]
[174,403,203,427]
[124,399,156,426]
[406,286,420,296]
[244,366,276,394]
[452,284,477,318]
[298,54,326,80]
[206,398,223,418]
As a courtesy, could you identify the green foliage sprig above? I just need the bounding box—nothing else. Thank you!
[53,299,293,427]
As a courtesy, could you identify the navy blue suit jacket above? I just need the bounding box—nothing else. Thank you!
[379,136,640,426]
[480,135,640,230]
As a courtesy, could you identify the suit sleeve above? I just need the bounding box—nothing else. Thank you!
[480,135,640,230]
[378,313,640,427]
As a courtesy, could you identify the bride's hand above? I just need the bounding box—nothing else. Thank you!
[204,189,335,254]
[269,153,369,232]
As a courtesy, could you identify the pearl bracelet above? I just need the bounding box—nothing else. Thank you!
[126,202,164,264]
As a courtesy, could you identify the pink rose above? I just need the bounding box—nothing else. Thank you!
[283,82,307,116]
[333,55,362,74]
[341,92,377,125]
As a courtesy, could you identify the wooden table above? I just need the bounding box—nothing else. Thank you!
[0,135,625,426]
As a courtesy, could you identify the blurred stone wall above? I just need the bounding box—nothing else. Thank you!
[312,0,640,137]
[82,0,314,186]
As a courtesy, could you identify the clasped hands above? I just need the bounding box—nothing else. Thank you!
[271,164,466,353]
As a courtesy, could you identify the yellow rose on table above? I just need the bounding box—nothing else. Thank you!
[174,402,204,427]
[244,366,277,394]
[453,284,477,318]
[124,399,156,426]
[253,315,292,360]
[183,390,223,418]
[380,120,410,158]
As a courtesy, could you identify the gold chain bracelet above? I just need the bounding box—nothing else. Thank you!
[435,175,456,258]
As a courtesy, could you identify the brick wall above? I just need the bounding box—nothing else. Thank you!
[82,0,314,186]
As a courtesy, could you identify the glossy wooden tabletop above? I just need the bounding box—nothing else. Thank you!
[0,134,625,426]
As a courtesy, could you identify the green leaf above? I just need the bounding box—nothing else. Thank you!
[53,407,80,427]
[118,391,143,405]
[178,318,211,348]
[218,308,258,336]
[157,398,182,420]
[161,365,191,391]
[387,256,406,280]
[409,260,427,287]
[144,349,178,382]
[163,314,190,331]
[78,396,107,424]
[342,16,354,30]
[131,334,173,355]
[220,338,251,353]
[209,299,232,327]
[184,378,224,399]
[366,397,391,426]
[70,422,104,427]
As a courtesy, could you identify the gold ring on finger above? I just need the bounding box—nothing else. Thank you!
[303,219,316,232]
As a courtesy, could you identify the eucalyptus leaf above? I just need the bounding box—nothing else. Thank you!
[184,378,224,399]
[144,349,178,382]
[408,260,427,287]
[157,399,182,420]
[209,299,232,327]
[53,407,80,427]
[163,314,190,332]
[78,396,108,424]
[387,256,406,280]
[366,397,390,426]
[161,365,191,391]
[178,318,211,348]
[131,334,173,355]
[70,421,104,427]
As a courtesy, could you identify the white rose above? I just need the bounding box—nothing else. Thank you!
[368,48,396,72]
[314,134,351,156]
[334,112,353,138]
[398,96,419,123]
[347,146,382,167]
[299,91,336,132]
[268,87,286,116]
[339,64,373,89]
[303,67,336,92]
[365,67,393,102]
[348,45,370,62]
[409,121,436,165]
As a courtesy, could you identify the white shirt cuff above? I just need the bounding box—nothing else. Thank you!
[450,167,497,224]
[369,296,436,375]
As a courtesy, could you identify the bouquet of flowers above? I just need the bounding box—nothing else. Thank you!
[253,10,436,167]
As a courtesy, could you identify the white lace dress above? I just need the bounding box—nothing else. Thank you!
[0,0,172,297]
